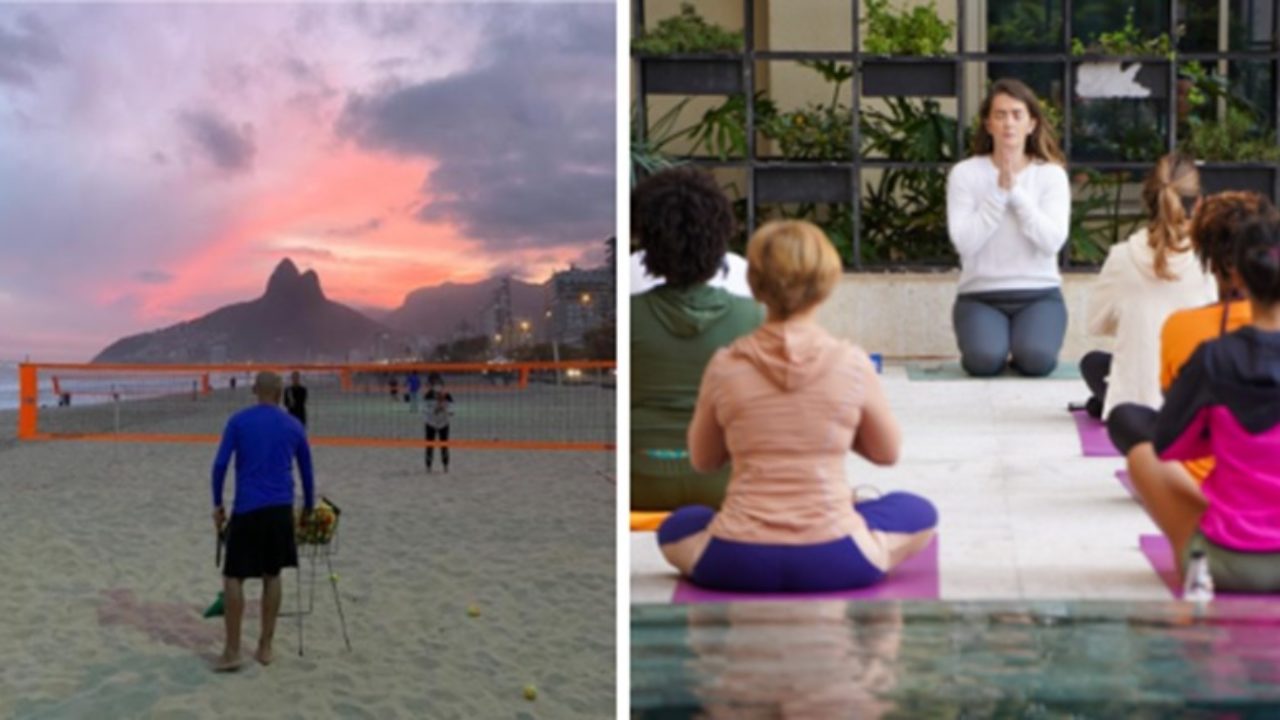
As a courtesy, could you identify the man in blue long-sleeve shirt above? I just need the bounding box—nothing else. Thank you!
[211,370,315,671]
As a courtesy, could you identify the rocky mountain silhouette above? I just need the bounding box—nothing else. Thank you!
[93,259,397,363]
[382,276,548,341]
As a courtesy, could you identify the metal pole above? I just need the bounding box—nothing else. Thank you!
[851,0,862,269]
[744,0,756,241]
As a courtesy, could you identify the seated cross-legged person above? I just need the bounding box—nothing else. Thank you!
[1109,203,1280,592]
[1078,153,1216,420]
[1154,191,1268,484]
[631,167,764,512]
[658,220,938,592]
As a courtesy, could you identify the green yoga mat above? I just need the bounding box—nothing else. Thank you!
[906,361,1081,381]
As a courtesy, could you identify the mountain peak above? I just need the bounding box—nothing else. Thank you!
[265,258,301,296]
[263,258,325,304]
[299,269,325,302]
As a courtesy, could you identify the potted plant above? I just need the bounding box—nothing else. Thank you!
[859,0,957,98]
[1071,8,1174,98]
[1069,9,1173,162]
[632,3,744,96]
[1178,62,1280,201]
[858,97,958,266]
[753,60,855,212]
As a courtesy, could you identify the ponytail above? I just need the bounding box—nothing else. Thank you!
[1143,153,1199,281]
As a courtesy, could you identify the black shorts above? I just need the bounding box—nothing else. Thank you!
[223,504,298,579]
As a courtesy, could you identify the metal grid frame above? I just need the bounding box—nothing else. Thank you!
[633,0,1280,270]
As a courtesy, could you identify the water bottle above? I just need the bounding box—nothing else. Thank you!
[1183,548,1214,604]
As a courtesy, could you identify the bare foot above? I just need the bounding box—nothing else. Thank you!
[255,645,274,666]
[213,652,244,672]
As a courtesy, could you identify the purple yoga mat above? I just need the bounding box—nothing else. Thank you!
[1116,470,1142,504]
[1138,534,1272,601]
[671,536,939,603]
[1073,409,1120,457]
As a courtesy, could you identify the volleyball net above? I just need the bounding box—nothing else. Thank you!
[16,361,615,451]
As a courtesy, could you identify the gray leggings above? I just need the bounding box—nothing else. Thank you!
[953,288,1067,377]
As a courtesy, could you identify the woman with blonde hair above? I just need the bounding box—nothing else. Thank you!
[947,78,1072,376]
[1078,152,1217,419]
[657,221,937,592]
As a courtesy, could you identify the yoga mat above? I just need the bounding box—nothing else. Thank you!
[631,511,670,532]
[1139,535,1272,601]
[906,361,1081,381]
[1073,409,1120,457]
[1116,470,1142,504]
[671,536,939,603]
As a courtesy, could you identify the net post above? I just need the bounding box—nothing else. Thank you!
[202,373,212,396]
[17,363,37,439]
[340,368,353,392]
[519,366,529,389]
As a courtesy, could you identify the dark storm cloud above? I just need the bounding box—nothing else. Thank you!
[335,4,614,250]
[0,14,62,88]
[179,110,256,174]
[135,270,173,285]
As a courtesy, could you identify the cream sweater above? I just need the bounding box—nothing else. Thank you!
[1087,228,1218,417]
[946,156,1072,294]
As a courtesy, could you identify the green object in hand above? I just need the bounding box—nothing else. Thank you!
[203,591,225,619]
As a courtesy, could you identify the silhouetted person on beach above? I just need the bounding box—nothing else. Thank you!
[283,371,308,428]
[211,371,315,671]
[423,371,454,473]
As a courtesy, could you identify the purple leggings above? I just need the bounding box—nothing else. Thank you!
[658,492,937,592]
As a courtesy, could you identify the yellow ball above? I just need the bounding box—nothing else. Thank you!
[330,573,339,582]
[467,604,481,618]
[523,684,537,701]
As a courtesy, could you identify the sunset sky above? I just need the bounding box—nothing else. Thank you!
[0,2,615,361]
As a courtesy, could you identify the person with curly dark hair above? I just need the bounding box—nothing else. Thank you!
[1117,191,1279,487]
[1106,201,1280,592]
[632,167,764,512]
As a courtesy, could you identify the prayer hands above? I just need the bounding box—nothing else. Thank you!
[997,155,1015,190]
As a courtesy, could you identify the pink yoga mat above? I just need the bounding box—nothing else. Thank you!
[671,537,939,603]
[1116,470,1142,504]
[1138,535,1273,601]
[1073,409,1120,457]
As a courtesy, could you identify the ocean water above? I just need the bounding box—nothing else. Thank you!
[0,363,203,411]
[0,362,19,411]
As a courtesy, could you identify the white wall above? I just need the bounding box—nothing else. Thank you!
[816,271,1112,361]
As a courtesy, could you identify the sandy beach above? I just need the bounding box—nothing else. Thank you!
[0,405,615,718]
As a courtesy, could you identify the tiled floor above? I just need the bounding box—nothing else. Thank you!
[631,363,1169,603]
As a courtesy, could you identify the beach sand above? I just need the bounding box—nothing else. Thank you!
[0,408,616,718]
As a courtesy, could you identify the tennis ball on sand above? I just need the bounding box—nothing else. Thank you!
[467,604,481,617]
[523,684,537,701]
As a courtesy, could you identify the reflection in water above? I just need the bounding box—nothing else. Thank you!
[632,601,1280,718]
[687,602,901,719]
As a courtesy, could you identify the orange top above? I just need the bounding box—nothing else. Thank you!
[1159,300,1253,482]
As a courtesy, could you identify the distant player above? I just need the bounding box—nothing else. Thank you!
[423,371,454,473]
[283,371,308,428]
